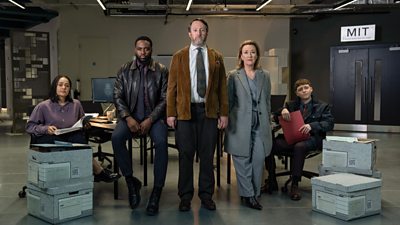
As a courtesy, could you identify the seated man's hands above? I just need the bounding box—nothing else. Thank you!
[126,116,140,134]
[139,118,152,135]
[281,108,291,121]
[299,124,312,134]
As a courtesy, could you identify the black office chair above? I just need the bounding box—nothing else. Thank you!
[81,100,114,169]
[271,133,321,193]
[265,109,321,194]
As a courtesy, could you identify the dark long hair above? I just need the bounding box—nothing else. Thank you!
[49,75,73,103]
[236,40,261,70]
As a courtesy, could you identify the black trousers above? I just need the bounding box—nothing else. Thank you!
[265,134,318,180]
[176,103,218,201]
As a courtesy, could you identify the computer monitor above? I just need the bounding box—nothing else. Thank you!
[91,77,116,103]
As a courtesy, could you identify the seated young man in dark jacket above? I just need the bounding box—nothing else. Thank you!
[263,78,334,201]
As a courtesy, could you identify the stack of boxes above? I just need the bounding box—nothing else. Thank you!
[26,144,93,224]
[311,136,382,221]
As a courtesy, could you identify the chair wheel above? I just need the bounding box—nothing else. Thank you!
[18,190,26,198]
[281,186,288,193]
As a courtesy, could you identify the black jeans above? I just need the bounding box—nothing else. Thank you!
[111,119,168,187]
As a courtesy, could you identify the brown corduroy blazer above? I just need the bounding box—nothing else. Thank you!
[167,46,228,120]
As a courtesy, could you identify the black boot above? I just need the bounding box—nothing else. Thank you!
[126,176,142,209]
[242,196,262,210]
[263,155,278,194]
[261,177,278,194]
[146,187,162,216]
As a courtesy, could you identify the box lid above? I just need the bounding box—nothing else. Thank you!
[28,181,93,195]
[30,144,91,152]
[311,173,381,192]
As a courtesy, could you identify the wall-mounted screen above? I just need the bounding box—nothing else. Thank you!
[91,77,116,103]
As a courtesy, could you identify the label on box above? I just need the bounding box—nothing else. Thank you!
[323,151,348,167]
[39,163,71,182]
[58,192,92,220]
[316,191,366,217]
[316,191,336,215]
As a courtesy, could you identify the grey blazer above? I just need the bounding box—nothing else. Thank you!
[224,68,273,157]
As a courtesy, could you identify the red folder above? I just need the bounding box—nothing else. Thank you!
[278,110,310,145]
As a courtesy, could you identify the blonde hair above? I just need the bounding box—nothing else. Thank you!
[236,40,261,69]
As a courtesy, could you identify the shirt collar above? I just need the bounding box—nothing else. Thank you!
[190,43,206,52]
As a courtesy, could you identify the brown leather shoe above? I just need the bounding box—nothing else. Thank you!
[290,184,301,201]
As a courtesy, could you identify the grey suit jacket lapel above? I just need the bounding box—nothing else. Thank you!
[255,69,265,100]
[237,68,251,97]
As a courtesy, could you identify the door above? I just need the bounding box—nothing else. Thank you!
[330,48,368,124]
[369,47,400,125]
[331,44,400,126]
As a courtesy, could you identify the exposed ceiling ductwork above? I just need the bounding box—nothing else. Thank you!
[101,0,400,16]
[0,0,58,37]
[0,0,399,37]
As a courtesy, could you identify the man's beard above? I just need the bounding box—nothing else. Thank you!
[136,55,151,64]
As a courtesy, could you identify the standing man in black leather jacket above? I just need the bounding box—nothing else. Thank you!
[112,36,169,216]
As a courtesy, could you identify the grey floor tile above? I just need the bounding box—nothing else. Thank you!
[0,132,400,225]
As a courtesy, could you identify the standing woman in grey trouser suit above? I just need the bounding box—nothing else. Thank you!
[224,40,273,210]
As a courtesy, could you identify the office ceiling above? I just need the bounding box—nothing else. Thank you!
[102,0,400,16]
[0,0,58,37]
[1,0,399,37]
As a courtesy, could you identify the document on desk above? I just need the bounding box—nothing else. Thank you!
[54,116,91,135]
[278,110,310,145]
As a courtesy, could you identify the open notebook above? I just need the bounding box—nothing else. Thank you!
[54,115,92,135]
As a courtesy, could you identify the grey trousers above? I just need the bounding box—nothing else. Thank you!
[232,129,266,197]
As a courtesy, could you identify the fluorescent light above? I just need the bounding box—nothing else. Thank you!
[333,0,358,10]
[8,0,25,9]
[186,0,193,11]
[97,0,106,11]
[256,0,272,11]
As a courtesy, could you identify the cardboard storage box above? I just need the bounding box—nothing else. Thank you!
[318,164,382,179]
[312,173,381,221]
[27,181,93,224]
[322,137,377,176]
[28,144,92,188]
